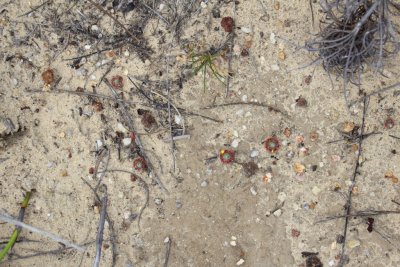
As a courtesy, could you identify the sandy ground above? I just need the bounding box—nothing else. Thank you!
[1,0,400,266]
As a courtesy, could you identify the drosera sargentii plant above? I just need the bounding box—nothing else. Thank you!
[219,149,235,164]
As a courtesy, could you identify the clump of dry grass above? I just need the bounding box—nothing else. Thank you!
[307,0,400,105]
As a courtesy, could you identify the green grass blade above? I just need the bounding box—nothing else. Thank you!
[0,192,31,262]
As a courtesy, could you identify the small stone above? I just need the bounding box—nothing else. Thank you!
[343,121,355,133]
[241,26,252,33]
[164,236,170,243]
[312,186,321,196]
[270,32,277,44]
[273,209,282,217]
[231,138,240,148]
[122,138,132,147]
[242,95,248,102]
[124,211,131,220]
[263,172,273,183]
[294,163,305,174]
[250,186,257,196]
[309,131,318,141]
[93,205,100,214]
[84,44,91,50]
[117,123,129,133]
[250,149,259,158]
[201,180,208,187]
[278,51,285,60]
[231,236,237,240]
[271,64,280,71]
[230,240,237,246]
[347,239,361,249]
[91,25,99,31]
[283,128,291,137]
[154,198,163,205]
[328,260,335,267]
[236,258,245,266]
[331,241,337,250]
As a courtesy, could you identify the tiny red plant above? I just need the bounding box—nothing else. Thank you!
[221,17,235,33]
[133,157,146,172]
[264,136,280,153]
[219,149,235,164]
[384,117,395,129]
[110,75,124,89]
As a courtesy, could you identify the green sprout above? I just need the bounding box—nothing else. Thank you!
[190,50,226,92]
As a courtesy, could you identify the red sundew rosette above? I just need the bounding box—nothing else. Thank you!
[110,75,124,90]
[133,157,146,172]
[219,149,235,164]
[264,136,280,153]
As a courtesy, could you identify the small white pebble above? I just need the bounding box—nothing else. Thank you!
[231,236,237,241]
[164,237,170,243]
[270,32,277,44]
[240,26,252,33]
[84,44,91,50]
[201,180,208,187]
[122,138,132,147]
[312,186,321,196]
[123,211,131,220]
[250,149,259,158]
[271,64,280,71]
[231,138,240,148]
[328,260,335,267]
[273,209,282,217]
[154,198,163,205]
[117,123,129,133]
[91,25,99,31]
[118,192,124,198]
[250,186,257,196]
[236,258,245,265]
[242,95,248,102]
[230,240,237,246]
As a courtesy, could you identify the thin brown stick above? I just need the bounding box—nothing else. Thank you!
[98,169,149,231]
[316,210,400,223]
[93,191,108,267]
[202,101,289,117]
[339,94,368,267]
[86,0,140,43]
[18,0,52,17]
[80,179,117,267]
